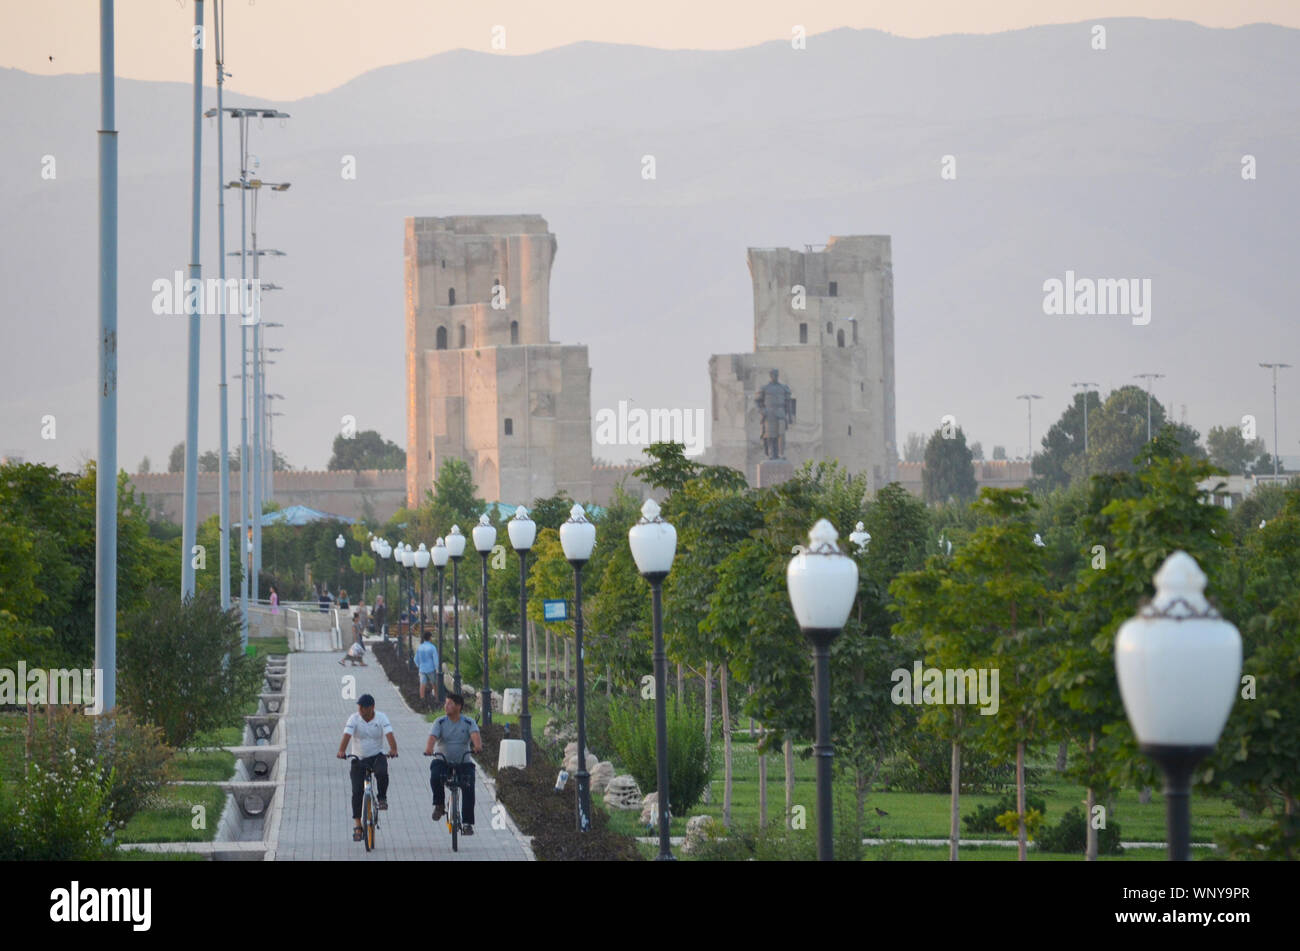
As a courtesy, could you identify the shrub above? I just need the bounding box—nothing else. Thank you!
[28,706,174,826]
[1037,805,1124,855]
[880,735,1041,794]
[9,752,116,860]
[459,627,514,697]
[963,792,1047,834]
[608,697,711,816]
[119,587,265,747]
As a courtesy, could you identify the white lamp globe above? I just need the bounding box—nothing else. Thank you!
[848,522,871,552]
[786,519,859,631]
[446,525,466,559]
[560,503,596,564]
[628,498,676,579]
[1115,551,1241,749]
[432,536,449,568]
[401,546,414,568]
[414,542,430,570]
[336,534,345,550]
[473,513,497,554]
[508,506,537,552]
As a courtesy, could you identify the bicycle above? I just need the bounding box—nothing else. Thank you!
[345,754,385,851]
[424,750,474,852]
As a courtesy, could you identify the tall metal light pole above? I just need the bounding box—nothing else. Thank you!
[1259,363,1291,480]
[786,519,859,861]
[1017,394,1042,462]
[628,498,678,861]
[508,507,536,759]
[214,106,288,633]
[446,526,467,693]
[180,0,205,601]
[95,0,119,712]
[560,504,597,832]
[473,514,497,724]
[1072,381,1099,476]
[1135,373,1165,441]
[211,0,231,612]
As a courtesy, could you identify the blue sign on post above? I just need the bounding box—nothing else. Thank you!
[543,599,568,622]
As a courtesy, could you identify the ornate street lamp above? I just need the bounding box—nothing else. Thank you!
[628,498,678,860]
[432,536,449,703]
[473,513,498,724]
[848,522,871,552]
[335,533,346,595]
[560,503,597,831]
[446,525,467,694]
[508,506,537,758]
[414,542,431,671]
[400,543,415,663]
[786,518,859,861]
[1115,551,1240,861]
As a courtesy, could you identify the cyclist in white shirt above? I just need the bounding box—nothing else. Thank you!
[336,693,398,841]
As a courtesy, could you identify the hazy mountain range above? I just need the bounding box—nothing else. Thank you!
[2,18,1297,476]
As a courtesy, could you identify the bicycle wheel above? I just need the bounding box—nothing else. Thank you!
[450,785,459,853]
[363,788,375,852]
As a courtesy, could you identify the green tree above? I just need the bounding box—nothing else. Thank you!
[1206,424,1266,476]
[168,442,184,473]
[1031,389,1103,490]
[922,426,977,503]
[118,588,265,747]
[328,430,405,471]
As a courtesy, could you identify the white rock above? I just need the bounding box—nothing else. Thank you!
[589,760,615,796]
[502,688,522,715]
[603,775,643,811]
[563,741,598,774]
[681,814,721,855]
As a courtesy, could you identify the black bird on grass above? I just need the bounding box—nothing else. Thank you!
[874,806,889,817]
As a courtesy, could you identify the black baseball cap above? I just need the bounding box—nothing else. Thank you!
[357,694,375,707]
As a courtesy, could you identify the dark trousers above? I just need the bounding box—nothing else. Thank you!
[430,759,475,825]
[350,754,389,820]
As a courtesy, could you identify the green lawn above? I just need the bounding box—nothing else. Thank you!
[171,749,236,782]
[116,785,226,844]
[115,849,210,861]
[248,636,291,658]
[634,840,1218,861]
[191,725,243,748]
[606,732,1268,848]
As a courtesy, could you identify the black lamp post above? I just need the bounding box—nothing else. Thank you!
[400,544,414,664]
[508,506,537,759]
[786,519,859,861]
[446,525,466,694]
[377,538,391,641]
[335,533,345,597]
[1116,551,1240,861]
[432,536,448,704]
[560,503,596,832]
[628,498,678,860]
[414,542,430,671]
[472,514,497,724]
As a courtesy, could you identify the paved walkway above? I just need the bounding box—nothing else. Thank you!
[271,650,532,861]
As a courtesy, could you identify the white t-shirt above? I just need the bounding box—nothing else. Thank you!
[344,711,393,758]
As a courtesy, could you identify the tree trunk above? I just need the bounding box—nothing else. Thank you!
[784,737,795,827]
[1056,739,1068,772]
[758,733,768,829]
[1016,740,1027,861]
[545,627,551,705]
[703,662,713,804]
[721,661,733,828]
[564,636,570,710]
[950,738,962,861]
[676,662,683,706]
[1086,732,1099,861]
[606,665,611,698]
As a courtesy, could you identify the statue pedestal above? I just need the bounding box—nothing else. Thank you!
[756,458,796,488]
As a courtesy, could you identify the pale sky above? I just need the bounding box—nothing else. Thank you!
[1,0,1295,100]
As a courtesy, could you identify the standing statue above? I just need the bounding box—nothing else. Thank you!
[756,369,794,459]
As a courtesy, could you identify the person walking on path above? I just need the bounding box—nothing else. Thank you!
[425,692,481,835]
[415,632,440,704]
[270,585,280,615]
[373,595,387,639]
[337,694,397,840]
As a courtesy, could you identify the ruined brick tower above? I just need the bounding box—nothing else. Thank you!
[708,236,898,490]
[405,215,593,506]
